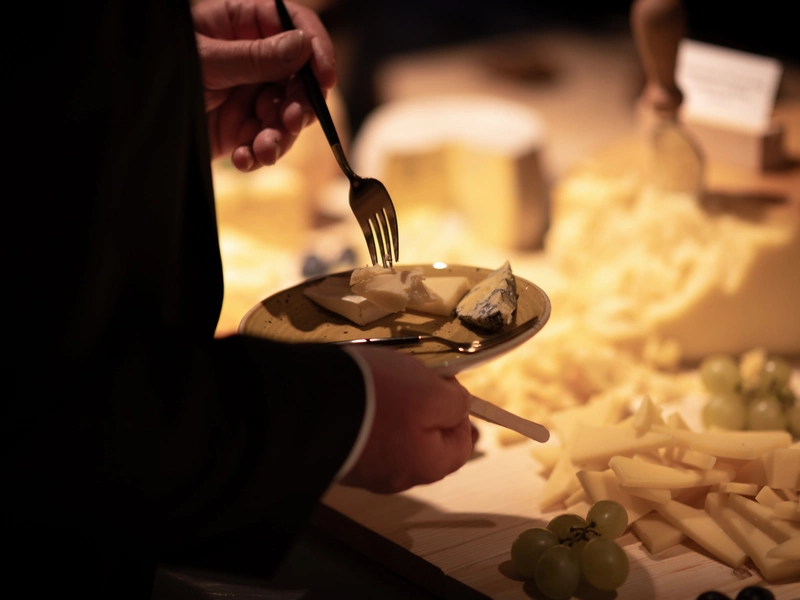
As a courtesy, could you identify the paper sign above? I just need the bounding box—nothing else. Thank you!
[676,39,783,133]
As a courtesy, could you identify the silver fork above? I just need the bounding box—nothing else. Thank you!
[274,0,399,268]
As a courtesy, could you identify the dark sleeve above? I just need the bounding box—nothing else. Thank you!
[4,0,365,578]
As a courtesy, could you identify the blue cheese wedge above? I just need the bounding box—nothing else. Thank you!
[303,276,394,325]
[455,261,517,331]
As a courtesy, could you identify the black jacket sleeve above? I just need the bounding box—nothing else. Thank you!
[4,0,365,594]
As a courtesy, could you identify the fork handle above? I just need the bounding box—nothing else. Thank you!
[274,0,342,149]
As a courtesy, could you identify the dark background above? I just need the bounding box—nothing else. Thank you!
[314,0,796,135]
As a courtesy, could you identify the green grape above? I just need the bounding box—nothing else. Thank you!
[534,545,581,600]
[760,357,792,394]
[581,537,630,591]
[702,392,747,431]
[586,500,629,539]
[700,354,742,394]
[746,395,788,431]
[786,403,800,438]
[510,527,558,579]
[546,513,587,544]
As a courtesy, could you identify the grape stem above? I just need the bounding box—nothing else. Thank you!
[561,523,601,545]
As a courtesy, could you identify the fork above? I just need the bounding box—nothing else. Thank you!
[274,0,399,268]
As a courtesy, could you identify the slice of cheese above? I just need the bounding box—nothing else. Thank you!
[619,485,671,504]
[538,451,581,512]
[766,448,800,490]
[664,446,717,470]
[303,276,394,325]
[631,395,665,433]
[755,486,791,508]
[350,266,438,312]
[609,456,732,489]
[653,499,747,568]
[773,501,800,522]
[455,261,517,331]
[720,482,760,496]
[727,493,800,542]
[766,535,800,560]
[651,425,792,460]
[632,512,686,555]
[412,276,471,316]
[705,493,800,581]
[575,469,653,523]
[569,424,674,466]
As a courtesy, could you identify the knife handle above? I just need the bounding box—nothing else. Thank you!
[469,396,550,443]
[631,0,686,119]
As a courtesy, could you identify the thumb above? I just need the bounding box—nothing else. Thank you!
[197,30,312,90]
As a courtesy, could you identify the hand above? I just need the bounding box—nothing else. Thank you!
[340,346,477,494]
[191,0,337,171]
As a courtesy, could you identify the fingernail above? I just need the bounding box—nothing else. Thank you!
[277,30,305,62]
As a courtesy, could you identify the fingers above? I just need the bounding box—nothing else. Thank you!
[196,30,312,91]
[340,346,477,494]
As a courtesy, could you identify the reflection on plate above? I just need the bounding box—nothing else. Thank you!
[239,263,551,376]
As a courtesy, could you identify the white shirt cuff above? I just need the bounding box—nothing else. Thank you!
[332,346,376,482]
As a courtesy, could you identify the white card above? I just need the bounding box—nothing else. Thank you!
[676,39,783,133]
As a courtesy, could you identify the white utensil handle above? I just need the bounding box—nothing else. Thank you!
[469,396,550,443]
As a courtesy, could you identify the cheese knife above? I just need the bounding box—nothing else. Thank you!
[631,0,703,194]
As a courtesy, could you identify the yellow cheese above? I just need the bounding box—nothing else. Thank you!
[609,456,732,489]
[631,512,686,555]
[575,469,652,523]
[351,96,548,251]
[720,482,760,496]
[755,486,791,508]
[653,499,747,568]
[766,535,800,560]
[727,493,800,542]
[546,160,800,360]
[302,276,394,325]
[570,424,674,465]
[619,485,671,504]
[539,451,581,512]
[773,501,800,522]
[651,425,792,460]
[766,448,800,490]
[631,395,665,433]
[664,446,717,470]
[705,493,800,581]
[413,276,471,316]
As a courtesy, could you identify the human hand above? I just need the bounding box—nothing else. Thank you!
[340,346,477,494]
[191,0,337,171]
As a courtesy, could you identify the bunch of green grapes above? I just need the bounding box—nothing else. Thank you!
[699,353,800,437]
[510,500,629,599]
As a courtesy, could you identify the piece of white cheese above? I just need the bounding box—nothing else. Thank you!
[631,512,686,555]
[303,276,393,326]
[455,261,517,331]
[350,265,439,313]
[705,492,800,581]
[766,535,800,560]
[653,498,747,568]
[609,456,731,489]
[727,493,800,543]
[569,423,674,466]
[412,276,471,316]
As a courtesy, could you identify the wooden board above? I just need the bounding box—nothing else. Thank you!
[318,424,800,600]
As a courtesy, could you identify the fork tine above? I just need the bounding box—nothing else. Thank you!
[381,200,400,262]
[360,218,379,266]
[372,214,389,268]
